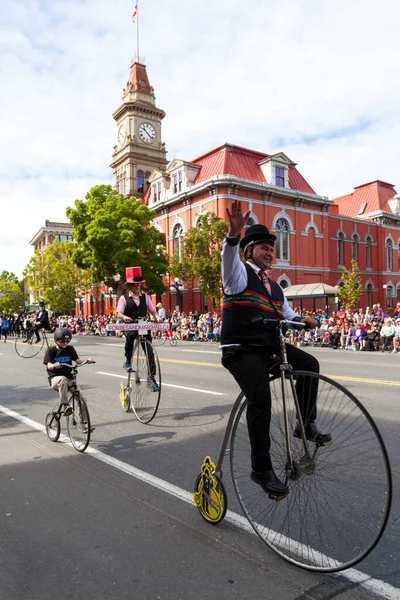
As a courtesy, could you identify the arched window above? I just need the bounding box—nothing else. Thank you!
[245,216,256,229]
[365,236,372,268]
[366,283,373,308]
[352,234,358,262]
[137,170,145,194]
[397,285,400,302]
[276,218,289,261]
[279,279,289,289]
[89,294,94,316]
[337,232,345,265]
[397,242,400,272]
[172,223,184,260]
[386,239,393,271]
[386,284,394,309]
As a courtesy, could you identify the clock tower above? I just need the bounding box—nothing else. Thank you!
[110,61,167,198]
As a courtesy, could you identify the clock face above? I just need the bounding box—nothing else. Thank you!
[139,122,156,144]
[118,124,127,145]
[139,79,147,88]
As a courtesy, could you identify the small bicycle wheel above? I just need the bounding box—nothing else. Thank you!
[169,338,178,347]
[15,333,44,358]
[131,339,161,424]
[151,330,166,347]
[45,412,61,442]
[119,380,131,412]
[67,395,91,452]
[229,371,392,572]
[193,456,227,524]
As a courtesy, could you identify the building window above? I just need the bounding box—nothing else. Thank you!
[366,236,372,268]
[337,232,345,266]
[173,173,178,194]
[386,285,394,309]
[245,216,256,229]
[352,235,358,262]
[157,182,161,202]
[145,172,151,191]
[275,167,285,187]
[386,239,393,271]
[178,171,183,192]
[276,218,289,261]
[152,185,157,203]
[367,283,373,307]
[55,234,73,242]
[398,242,400,272]
[137,170,144,193]
[172,223,184,260]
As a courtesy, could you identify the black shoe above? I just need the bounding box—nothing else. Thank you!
[250,469,289,496]
[293,422,332,444]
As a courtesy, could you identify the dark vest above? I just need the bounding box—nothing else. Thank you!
[221,263,284,347]
[123,294,147,321]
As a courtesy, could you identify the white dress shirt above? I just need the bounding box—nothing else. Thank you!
[221,237,298,320]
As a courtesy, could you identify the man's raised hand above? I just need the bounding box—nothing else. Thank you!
[226,200,251,237]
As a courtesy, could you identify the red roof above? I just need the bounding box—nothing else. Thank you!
[191,144,316,194]
[332,180,397,217]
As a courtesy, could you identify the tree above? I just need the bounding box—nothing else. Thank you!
[24,241,91,314]
[169,212,229,309]
[66,185,168,295]
[337,259,362,310]
[0,271,24,313]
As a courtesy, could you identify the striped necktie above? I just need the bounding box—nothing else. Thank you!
[259,270,272,295]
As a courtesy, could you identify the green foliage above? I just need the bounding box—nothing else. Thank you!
[169,212,229,309]
[24,241,91,314]
[337,259,362,310]
[66,184,168,295]
[0,271,24,313]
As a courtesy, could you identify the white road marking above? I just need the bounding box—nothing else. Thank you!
[0,403,399,600]
[96,371,224,396]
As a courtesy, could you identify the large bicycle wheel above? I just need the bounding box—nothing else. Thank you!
[151,330,166,347]
[45,412,61,442]
[131,339,161,424]
[67,395,91,452]
[229,371,392,572]
[15,333,44,358]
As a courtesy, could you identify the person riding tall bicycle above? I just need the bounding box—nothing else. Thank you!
[220,200,331,497]
[116,266,161,391]
[24,301,51,343]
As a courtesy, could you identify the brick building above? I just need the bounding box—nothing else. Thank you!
[75,60,400,317]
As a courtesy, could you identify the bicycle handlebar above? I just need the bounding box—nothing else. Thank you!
[62,360,95,368]
[248,316,306,330]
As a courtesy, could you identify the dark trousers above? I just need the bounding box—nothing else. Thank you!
[125,332,156,378]
[27,324,43,342]
[222,344,319,472]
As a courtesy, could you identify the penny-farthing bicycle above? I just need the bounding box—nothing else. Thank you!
[193,318,392,572]
[109,321,168,424]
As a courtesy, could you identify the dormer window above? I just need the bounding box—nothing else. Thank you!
[173,173,178,193]
[178,171,183,192]
[157,182,161,202]
[152,185,157,203]
[275,167,285,187]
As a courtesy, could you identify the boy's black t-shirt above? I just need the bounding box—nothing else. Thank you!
[43,345,79,379]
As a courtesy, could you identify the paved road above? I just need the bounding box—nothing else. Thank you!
[1,337,399,600]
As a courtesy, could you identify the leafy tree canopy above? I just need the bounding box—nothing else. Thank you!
[169,212,229,309]
[24,241,91,314]
[0,271,23,313]
[337,259,362,310]
[66,185,168,295]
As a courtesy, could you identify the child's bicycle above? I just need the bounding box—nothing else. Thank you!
[193,318,392,572]
[109,321,167,423]
[45,361,95,452]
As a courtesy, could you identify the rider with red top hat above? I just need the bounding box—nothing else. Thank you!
[116,267,161,391]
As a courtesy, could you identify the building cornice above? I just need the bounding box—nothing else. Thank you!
[112,102,166,122]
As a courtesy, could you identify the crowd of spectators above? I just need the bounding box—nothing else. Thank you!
[2,301,400,352]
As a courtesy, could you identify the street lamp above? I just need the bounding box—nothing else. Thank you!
[169,278,185,311]
[75,292,84,315]
[106,287,117,314]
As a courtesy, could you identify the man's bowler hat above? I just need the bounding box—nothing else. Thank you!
[239,224,276,252]
[125,266,146,284]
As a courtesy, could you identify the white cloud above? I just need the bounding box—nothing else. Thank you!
[1,0,400,276]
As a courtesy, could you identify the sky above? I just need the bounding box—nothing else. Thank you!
[1,0,400,277]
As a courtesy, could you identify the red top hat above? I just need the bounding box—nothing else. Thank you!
[125,266,146,284]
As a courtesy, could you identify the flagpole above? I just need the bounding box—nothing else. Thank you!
[136,1,140,62]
